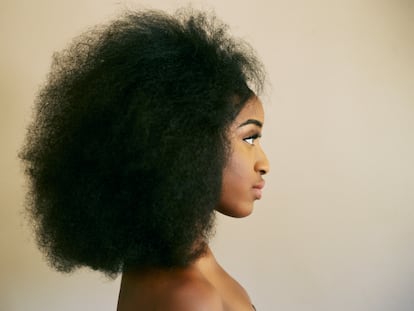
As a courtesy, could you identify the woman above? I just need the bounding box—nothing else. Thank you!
[20,8,269,311]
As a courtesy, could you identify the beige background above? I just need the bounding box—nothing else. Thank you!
[1,0,413,310]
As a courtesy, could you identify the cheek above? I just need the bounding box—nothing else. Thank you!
[222,147,251,188]
[216,150,254,217]
[223,157,244,182]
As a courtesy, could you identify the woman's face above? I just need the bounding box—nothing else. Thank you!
[216,96,270,218]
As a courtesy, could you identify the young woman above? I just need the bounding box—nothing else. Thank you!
[20,8,269,311]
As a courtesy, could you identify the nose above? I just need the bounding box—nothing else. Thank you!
[255,146,270,175]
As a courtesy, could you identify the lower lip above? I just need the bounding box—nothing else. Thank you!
[253,188,262,199]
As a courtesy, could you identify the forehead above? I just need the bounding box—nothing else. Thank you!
[234,97,264,126]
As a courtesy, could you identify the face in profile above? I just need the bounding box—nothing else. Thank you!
[216,96,270,218]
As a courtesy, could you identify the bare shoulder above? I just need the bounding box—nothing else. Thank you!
[154,273,223,311]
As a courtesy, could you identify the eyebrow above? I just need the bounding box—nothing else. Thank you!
[238,119,263,128]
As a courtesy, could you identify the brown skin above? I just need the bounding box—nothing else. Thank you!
[216,96,269,218]
[117,97,269,311]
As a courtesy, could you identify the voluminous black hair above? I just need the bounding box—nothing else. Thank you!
[20,8,264,275]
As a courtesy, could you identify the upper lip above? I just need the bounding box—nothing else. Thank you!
[253,180,265,190]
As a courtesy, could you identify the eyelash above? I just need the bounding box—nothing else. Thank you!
[243,133,261,145]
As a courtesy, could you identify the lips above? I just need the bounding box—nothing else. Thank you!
[253,180,265,190]
[252,180,265,199]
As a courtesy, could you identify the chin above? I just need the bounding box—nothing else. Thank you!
[216,203,254,218]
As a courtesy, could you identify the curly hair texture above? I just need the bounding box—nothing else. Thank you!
[20,9,264,275]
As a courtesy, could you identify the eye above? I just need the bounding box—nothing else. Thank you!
[243,133,261,145]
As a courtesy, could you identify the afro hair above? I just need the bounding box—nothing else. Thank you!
[20,8,264,275]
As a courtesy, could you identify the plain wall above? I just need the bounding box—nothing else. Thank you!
[1,0,413,310]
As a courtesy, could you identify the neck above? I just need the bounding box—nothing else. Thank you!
[192,246,224,282]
